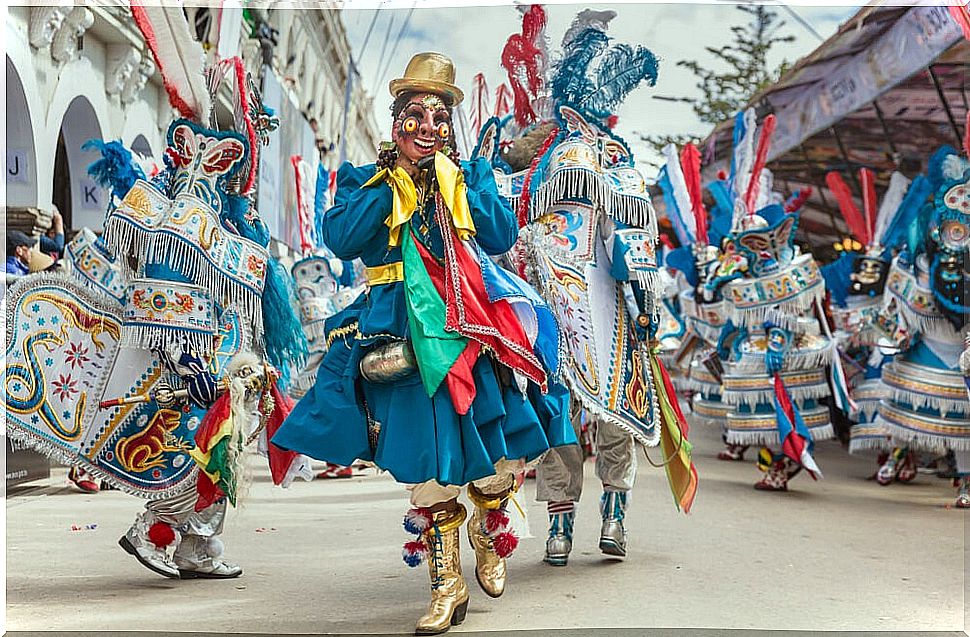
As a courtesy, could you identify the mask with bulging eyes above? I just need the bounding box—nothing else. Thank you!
[849,255,889,297]
[930,251,969,330]
[392,93,453,166]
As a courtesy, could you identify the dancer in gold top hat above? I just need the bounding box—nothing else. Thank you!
[273,51,576,635]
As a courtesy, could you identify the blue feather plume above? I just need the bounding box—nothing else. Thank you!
[579,43,658,117]
[550,28,609,110]
[927,145,959,190]
[221,195,270,247]
[262,258,308,388]
[82,139,145,203]
[882,174,931,252]
[820,252,855,308]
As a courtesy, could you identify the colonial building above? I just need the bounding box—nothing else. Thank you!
[5,4,380,246]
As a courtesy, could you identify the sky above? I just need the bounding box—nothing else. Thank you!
[341,2,858,172]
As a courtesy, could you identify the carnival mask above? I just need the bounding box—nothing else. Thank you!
[392,93,453,165]
[930,251,969,329]
[849,255,889,297]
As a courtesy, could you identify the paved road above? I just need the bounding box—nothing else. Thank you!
[5,421,967,634]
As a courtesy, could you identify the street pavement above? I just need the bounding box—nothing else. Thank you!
[5,420,968,635]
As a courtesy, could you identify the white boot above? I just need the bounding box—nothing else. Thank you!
[118,512,181,579]
[173,534,242,579]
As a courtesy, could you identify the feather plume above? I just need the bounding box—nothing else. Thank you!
[494,83,513,120]
[262,258,309,388]
[561,8,616,47]
[314,162,329,249]
[825,171,867,244]
[730,109,758,223]
[501,4,547,127]
[577,43,658,117]
[660,144,695,246]
[82,139,146,202]
[549,28,608,112]
[872,171,910,247]
[679,143,707,245]
[469,73,491,139]
[858,167,876,246]
[883,174,931,252]
[130,1,211,122]
[784,187,812,213]
[743,114,776,216]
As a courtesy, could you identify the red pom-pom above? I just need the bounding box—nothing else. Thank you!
[147,522,176,548]
[483,509,510,535]
[402,540,429,567]
[492,531,518,558]
[606,115,619,129]
[717,169,728,181]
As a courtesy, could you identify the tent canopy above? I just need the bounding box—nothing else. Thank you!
[692,3,968,255]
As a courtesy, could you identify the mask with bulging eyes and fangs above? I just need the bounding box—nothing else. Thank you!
[392,93,452,165]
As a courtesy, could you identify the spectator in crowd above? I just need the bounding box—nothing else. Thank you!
[40,207,65,258]
[6,230,36,276]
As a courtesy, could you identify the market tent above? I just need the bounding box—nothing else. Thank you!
[693,3,968,255]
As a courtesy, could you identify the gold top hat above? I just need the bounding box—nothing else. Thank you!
[389,52,464,106]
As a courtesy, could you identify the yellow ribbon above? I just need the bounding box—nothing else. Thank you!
[363,152,476,248]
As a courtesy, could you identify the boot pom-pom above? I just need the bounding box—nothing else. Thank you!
[483,509,510,535]
[403,508,433,535]
[147,522,176,548]
[492,531,518,558]
[402,540,428,567]
[205,536,225,558]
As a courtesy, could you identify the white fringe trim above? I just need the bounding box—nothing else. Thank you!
[873,414,969,453]
[733,345,833,373]
[721,382,830,408]
[528,168,655,231]
[119,325,215,356]
[729,283,824,330]
[5,427,199,501]
[884,386,970,418]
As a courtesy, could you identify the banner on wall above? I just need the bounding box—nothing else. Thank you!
[258,68,319,251]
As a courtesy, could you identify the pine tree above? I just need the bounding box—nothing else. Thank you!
[639,5,793,164]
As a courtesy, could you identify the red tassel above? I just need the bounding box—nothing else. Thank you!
[825,171,867,244]
[147,522,176,548]
[743,114,776,215]
[606,115,619,129]
[492,531,519,558]
[266,380,299,486]
[483,509,510,535]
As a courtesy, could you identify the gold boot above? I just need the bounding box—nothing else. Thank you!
[415,505,469,636]
[467,483,517,599]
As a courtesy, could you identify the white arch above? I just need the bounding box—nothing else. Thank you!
[55,95,106,231]
[6,56,38,207]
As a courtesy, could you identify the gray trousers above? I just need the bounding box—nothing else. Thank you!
[144,487,227,538]
[536,406,637,503]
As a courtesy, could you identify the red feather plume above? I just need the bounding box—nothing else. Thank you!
[825,171,867,244]
[743,114,776,215]
[679,143,708,245]
[501,4,547,127]
[858,167,877,246]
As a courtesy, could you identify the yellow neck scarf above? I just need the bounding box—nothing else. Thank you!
[363,151,476,248]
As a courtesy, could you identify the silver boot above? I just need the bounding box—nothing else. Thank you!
[598,491,628,558]
[543,510,575,566]
[173,534,242,579]
[118,511,181,579]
